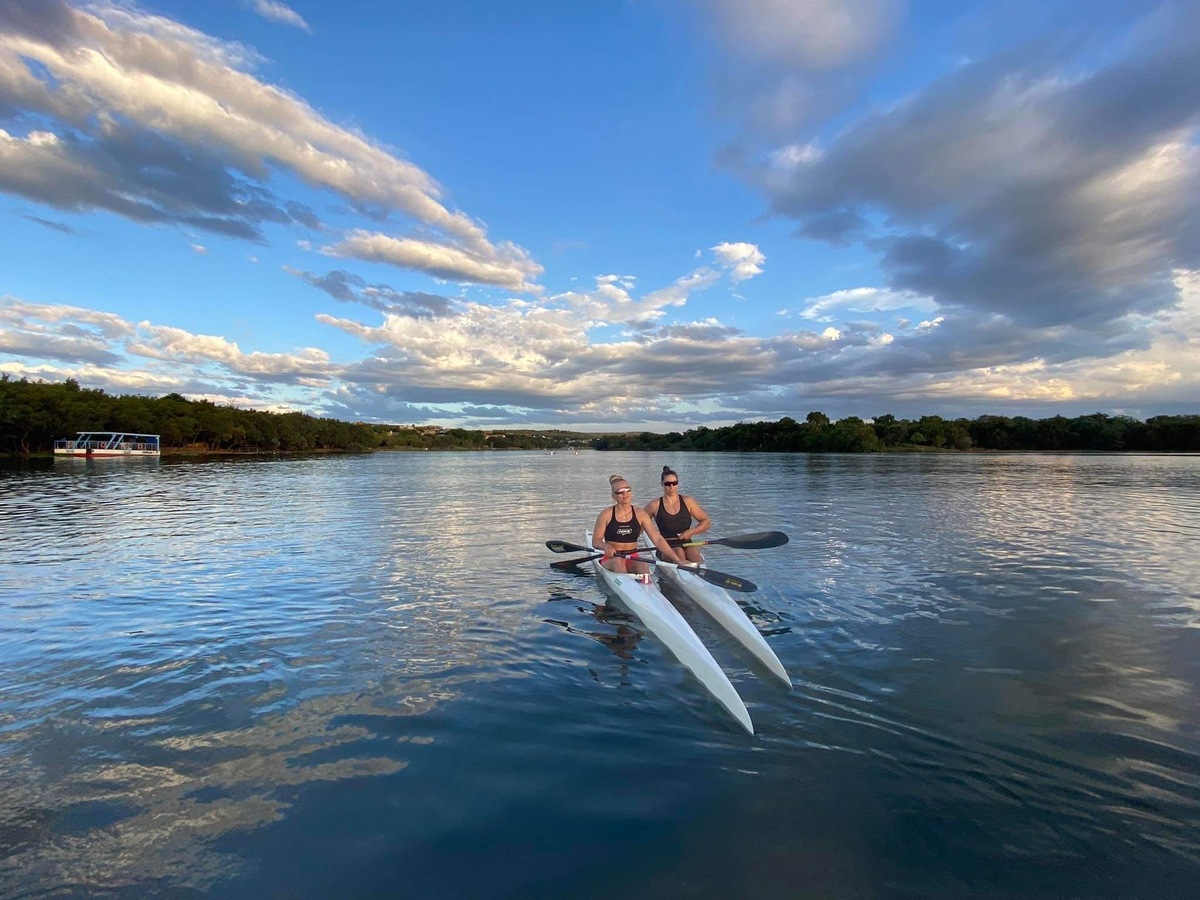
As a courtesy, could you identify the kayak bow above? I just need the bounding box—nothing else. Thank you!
[654,558,791,687]
[585,530,753,734]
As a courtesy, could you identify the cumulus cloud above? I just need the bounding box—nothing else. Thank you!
[1,298,135,340]
[1,298,336,400]
[302,252,788,419]
[0,127,282,240]
[5,264,1199,427]
[710,241,766,283]
[0,0,534,286]
[4,3,1199,428]
[127,324,334,385]
[757,10,1200,335]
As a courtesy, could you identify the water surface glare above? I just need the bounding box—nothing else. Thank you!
[2,451,1198,898]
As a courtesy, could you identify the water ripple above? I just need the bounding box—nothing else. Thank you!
[2,451,1198,898]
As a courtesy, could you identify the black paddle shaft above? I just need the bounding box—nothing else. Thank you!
[546,541,757,592]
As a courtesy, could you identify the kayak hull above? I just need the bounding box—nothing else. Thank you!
[655,558,792,688]
[587,531,753,734]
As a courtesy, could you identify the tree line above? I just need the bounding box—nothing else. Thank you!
[593,411,1200,453]
[0,377,570,454]
[3,377,1196,455]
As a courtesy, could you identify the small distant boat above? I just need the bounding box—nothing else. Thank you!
[54,432,161,458]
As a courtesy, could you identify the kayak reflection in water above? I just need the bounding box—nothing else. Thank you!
[645,465,712,564]
[543,602,645,662]
[592,474,686,574]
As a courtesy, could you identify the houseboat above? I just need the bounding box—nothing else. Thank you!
[54,432,161,457]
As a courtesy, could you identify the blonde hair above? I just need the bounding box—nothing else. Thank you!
[608,474,626,487]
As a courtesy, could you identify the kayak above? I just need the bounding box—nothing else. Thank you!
[586,530,754,734]
[654,557,792,687]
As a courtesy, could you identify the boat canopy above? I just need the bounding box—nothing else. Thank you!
[54,432,161,455]
[67,432,159,446]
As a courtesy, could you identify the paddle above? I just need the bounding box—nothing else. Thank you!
[545,541,757,592]
[546,543,651,570]
[546,539,607,555]
[670,530,788,550]
[669,562,757,593]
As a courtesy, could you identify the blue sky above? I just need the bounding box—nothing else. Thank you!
[2,0,1198,429]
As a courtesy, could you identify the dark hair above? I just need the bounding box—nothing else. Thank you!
[661,466,677,482]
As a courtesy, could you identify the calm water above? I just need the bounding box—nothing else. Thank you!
[1,451,1198,899]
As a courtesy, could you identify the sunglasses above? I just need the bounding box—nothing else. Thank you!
[662,481,678,487]
[613,488,631,495]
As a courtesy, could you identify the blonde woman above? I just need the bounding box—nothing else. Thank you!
[592,475,686,574]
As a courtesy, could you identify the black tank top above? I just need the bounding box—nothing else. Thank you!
[654,497,692,539]
[604,506,641,543]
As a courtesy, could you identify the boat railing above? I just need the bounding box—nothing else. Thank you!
[54,436,161,452]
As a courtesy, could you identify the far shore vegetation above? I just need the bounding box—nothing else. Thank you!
[2,376,1198,456]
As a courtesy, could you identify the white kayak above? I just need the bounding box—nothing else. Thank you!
[586,530,753,734]
[654,557,792,687]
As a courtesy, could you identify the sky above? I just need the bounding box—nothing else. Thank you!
[1,0,1198,430]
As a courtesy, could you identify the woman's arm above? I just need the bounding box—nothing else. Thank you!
[592,508,612,552]
[681,496,711,540]
[637,509,686,564]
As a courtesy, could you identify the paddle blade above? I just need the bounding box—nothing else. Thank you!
[550,554,601,570]
[546,539,592,554]
[679,565,757,592]
[680,531,789,550]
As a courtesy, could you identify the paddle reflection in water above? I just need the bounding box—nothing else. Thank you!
[545,577,648,667]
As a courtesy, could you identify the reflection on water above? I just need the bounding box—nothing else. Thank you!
[544,576,646,663]
[1,451,1198,898]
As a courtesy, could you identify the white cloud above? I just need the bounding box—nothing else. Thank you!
[551,267,725,326]
[0,298,135,340]
[759,13,1200,332]
[0,298,336,393]
[5,266,1199,427]
[796,286,938,321]
[710,241,766,283]
[249,1,311,33]
[128,323,333,382]
[0,1,534,287]
[322,230,542,293]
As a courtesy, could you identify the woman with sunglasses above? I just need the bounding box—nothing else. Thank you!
[645,466,712,563]
[592,474,687,574]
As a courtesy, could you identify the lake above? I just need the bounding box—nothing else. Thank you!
[1,450,1198,898]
